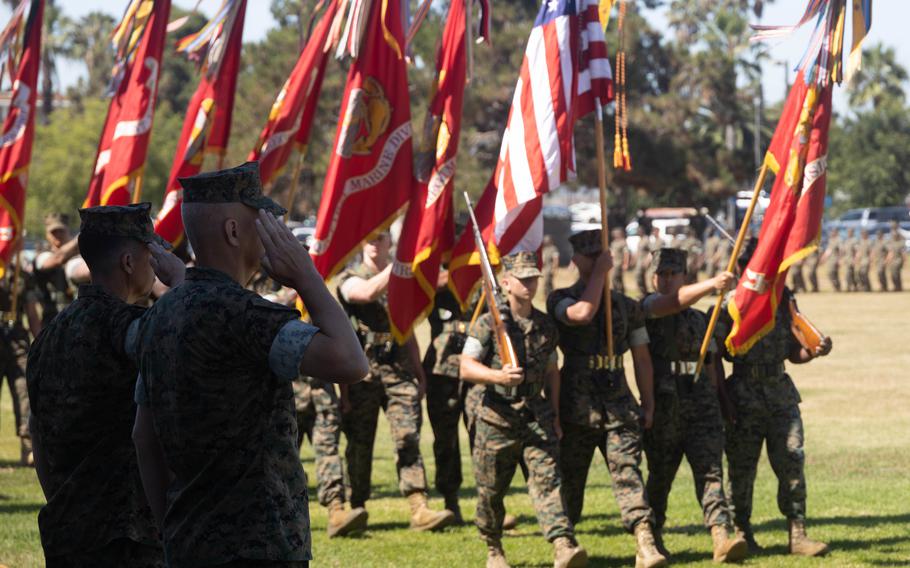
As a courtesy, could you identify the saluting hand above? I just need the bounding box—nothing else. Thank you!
[255,209,314,291]
[148,242,186,287]
[496,364,524,387]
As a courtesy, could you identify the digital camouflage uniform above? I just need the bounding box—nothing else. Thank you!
[634,237,652,297]
[714,288,809,530]
[806,248,820,292]
[704,235,720,277]
[292,376,345,507]
[856,236,872,291]
[640,250,733,532]
[337,262,429,507]
[541,242,560,299]
[547,282,654,531]
[134,266,315,567]
[789,259,806,293]
[464,305,573,545]
[842,234,859,291]
[28,285,162,566]
[823,235,842,291]
[423,287,478,503]
[33,212,76,327]
[610,238,628,294]
[871,235,888,291]
[0,270,36,450]
[887,231,904,291]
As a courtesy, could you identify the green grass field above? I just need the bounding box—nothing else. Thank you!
[1,271,909,567]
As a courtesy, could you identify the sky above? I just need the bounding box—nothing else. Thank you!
[4,0,909,114]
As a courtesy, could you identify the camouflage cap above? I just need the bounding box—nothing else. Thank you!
[79,203,171,249]
[179,161,287,216]
[44,212,70,232]
[568,229,602,256]
[501,251,541,278]
[653,247,687,274]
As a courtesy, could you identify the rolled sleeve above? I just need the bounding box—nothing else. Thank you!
[462,336,487,360]
[630,326,650,347]
[269,320,320,381]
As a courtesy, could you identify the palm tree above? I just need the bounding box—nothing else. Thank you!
[64,11,115,97]
[848,43,908,111]
[39,0,74,122]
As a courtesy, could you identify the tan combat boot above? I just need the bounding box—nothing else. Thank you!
[326,499,368,538]
[502,513,518,531]
[486,541,510,568]
[653,527,671,559]
[20,438,33,467]
[711,524,748,563]
[407,492,456,531]
[553,536,588,568]
[733,522,762,553]
[634,522,668,568]
[788,519,829,557]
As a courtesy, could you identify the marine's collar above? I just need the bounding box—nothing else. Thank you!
[186,266,242,286]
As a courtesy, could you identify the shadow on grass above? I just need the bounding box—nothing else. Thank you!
[0,502,40,515]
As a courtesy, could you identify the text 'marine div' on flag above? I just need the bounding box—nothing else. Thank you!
[83,0,171,208]
[448,0,613,309]
[387,0,471,343]
[310,0,414,279]
[248,0,339,188]
[725,71,833,356]
[0,0,42,277]
[155,0,246,246]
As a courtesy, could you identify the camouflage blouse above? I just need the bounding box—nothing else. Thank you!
[26,285,159,556]
[132,267,317,566]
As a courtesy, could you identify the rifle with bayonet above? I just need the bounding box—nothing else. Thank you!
[463,192,519,397]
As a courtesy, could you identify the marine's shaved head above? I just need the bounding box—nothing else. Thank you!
[182,201,265,284]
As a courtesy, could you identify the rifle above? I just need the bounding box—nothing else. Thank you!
[463,192,519,397]
[789,296,826,353]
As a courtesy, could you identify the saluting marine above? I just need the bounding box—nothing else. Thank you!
[461,252,587,568]
[640,248,747,563]
[547,230,667,568]
[28,203,183,566]
[130,162,368,567]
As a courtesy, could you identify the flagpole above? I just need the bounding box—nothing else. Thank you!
[694,162,768,377]
[284,150,306,218]
[594,111,614,360]
[132,173,144,203]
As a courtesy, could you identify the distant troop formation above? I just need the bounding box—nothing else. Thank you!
[9,163,889,568]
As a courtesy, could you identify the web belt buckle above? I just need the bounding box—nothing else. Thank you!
[589,354,623,371]
[670,361,698,375]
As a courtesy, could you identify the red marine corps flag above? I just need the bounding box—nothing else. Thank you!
[311,0,414,278]
[387,0,477,342]
[447,0,612,308]
[247,0,339,187]
[155,0,246,245]
[0,0,42,276]
[83,0,170,207]
[725,73,833,355]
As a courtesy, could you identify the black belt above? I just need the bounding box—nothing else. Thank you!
[733,362,785,379]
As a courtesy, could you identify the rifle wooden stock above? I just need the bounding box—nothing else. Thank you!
[789,297,825,353]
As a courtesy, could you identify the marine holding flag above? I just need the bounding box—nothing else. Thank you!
[155,0,246,245]
[310,0,415,279]
[713,53,838,560]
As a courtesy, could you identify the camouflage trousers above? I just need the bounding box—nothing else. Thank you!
[890,265,903,291]
[426,374,474,500]
[560,395,654,532]
[845,265,858,291]
[857,265,871,291]
[342,361,428,506]
[635,270,649,298]
[725,371,807,527]
[643,377,732,530]
[45,537,163,568]
[826,266,841,291]
[293,378,345,507]
[877,267,889,291]
[0,327,30,440]
[473,404,573,544]
[789,266,806,293]
[807,267,819,292]
[612,270,625,295]
[542,270,555,300]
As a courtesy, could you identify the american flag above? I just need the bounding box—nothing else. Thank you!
[448,0,612,307]
[491,0,612,244]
